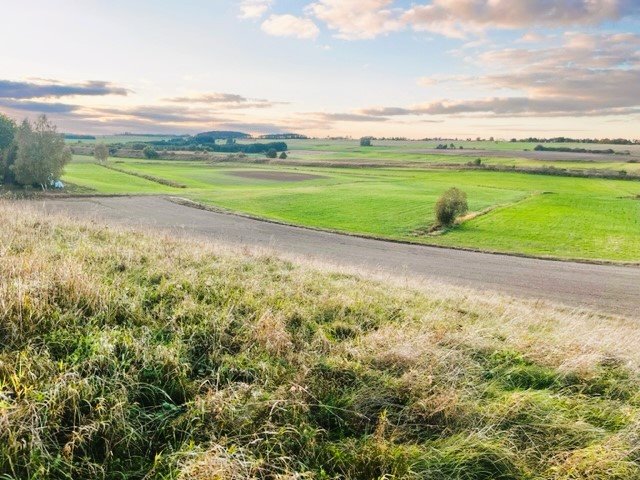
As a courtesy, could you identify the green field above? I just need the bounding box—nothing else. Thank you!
[63,155,640,262]
[67,137,640,174]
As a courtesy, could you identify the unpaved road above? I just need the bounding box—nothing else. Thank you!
[29,196,640,318]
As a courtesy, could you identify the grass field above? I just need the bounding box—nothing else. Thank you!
[63,156,640,262]
[2,203,640,479]
[68,137,640,173]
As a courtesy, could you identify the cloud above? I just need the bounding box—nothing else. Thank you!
[474,32,640,70]
[261,14,320,39]
[316,112,389,122]
[0,79,129,99]
[403,0,639,38]
[89,105,219,124]
[0,98,79,113]
[166,93,249,103]
[298,0,640,41]
[370,32,640,118]
[371,64,640,117]
[306,0,404,40]
[164,92,284,109]
[239,0,272,19]
[363,97,640,118]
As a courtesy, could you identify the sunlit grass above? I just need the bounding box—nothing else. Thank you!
[1,203,640,479]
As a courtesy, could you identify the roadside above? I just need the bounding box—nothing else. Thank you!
[22,195,640,318]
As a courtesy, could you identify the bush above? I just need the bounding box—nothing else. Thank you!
[360,137,372,147]
[143,146,159,159]
[279,151,288,159]
[435,187,468,227]
[266,148,278,159]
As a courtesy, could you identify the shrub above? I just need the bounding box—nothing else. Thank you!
[143,146,159,159]
[435,187,468,227]
[279,151,288,159]
[266,148,278,159]
[360,137,372,147]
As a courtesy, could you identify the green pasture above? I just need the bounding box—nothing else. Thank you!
[63,156,640,262]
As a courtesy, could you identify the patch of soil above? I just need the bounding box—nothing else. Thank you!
[227,170,325,182]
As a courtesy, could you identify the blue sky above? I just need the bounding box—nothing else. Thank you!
[0,0,639,138]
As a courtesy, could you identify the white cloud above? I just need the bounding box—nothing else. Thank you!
[368,32,640,118]
[297,0,640,41]
[403,0,640,38]
[306,0,404,40]
[239,0,272,19]
[261,14,320,40]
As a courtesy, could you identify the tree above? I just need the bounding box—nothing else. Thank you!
[0,114,16,184]
[143,146,159,159]
[266,148,278,159]
[360,137,372,147]
[435,187,468,227]
[12,115,72,190]
[94,143,109,164]
[279,151,288,159]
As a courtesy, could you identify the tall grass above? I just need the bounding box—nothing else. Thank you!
[0,202,639,479]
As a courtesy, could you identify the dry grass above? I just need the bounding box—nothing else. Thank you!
[1,201,639,479]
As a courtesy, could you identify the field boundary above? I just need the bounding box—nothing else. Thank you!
[99,163,188,188]
[166,195,640,267]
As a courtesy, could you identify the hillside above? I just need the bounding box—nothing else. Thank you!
[1,202,639,479]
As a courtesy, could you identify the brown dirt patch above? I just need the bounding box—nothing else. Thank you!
[227,170,325,182]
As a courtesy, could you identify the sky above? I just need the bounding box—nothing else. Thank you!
[0,0,639,139]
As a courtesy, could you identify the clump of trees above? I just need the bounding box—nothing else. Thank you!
[94,143,109,164]
[435,143,464,150]
[0,114,72,190]
[143,146,159,159]
[534,145,615,155]
[435,188,468,227]
[360,137,372,147]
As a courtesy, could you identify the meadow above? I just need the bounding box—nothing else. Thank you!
[2,202,640,479]
[63,154,640,262]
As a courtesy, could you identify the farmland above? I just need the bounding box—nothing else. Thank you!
[62,145,640,262]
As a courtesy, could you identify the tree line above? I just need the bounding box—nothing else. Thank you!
[0,114,72,190]
[514,137,638,145]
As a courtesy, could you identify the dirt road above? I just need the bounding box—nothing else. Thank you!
[29,196,639,318]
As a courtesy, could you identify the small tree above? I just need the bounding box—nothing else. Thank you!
[279,151,288,159]
[435,187,468,227]
[266,148,278,159]
[0,114,16,184]
[143,146,159,159]
[94,142,109,164]
[12,115,72,190]
[360,137,372,147]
